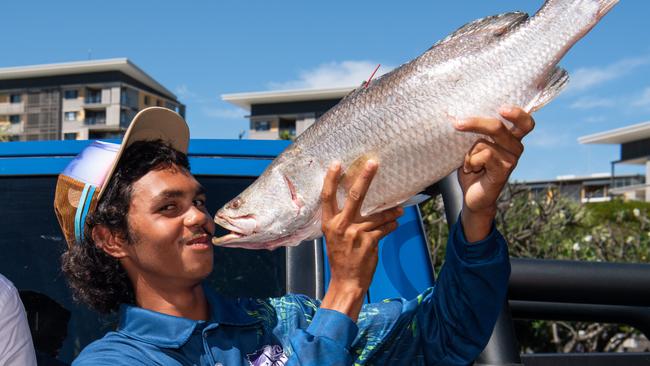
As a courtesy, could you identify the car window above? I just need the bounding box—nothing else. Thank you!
[197,176,287,299]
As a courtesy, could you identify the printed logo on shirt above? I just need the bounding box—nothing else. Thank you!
[247,345,288,366]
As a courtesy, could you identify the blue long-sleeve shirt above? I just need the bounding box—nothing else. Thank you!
[73,221,510,366]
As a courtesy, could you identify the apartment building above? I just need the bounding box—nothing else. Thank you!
[0,58,184,141]
[579,121,650,202]
[222,87,352,140]
[519,173,645,203]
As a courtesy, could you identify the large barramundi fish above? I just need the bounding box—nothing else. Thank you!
[213,0,618,250]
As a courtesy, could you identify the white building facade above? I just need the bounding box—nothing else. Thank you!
[579,122,650,202]
[0,59,184,141]
[222,87,352,140]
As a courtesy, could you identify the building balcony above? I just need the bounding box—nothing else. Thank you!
[1,121,23,135]
[62,98,84,110]
[83,101,108,111]
[84,118,106,126]
[581,196,611,203]
[0,102,24,115]
[249,129,279,140]
[62,120,84,130]
[85,96,102,103]
[609,182,650,202]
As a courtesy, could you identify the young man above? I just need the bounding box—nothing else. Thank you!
[55,106,533,365]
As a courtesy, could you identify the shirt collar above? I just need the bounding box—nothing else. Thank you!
[118,283,262,348]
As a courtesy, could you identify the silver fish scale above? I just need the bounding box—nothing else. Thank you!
[215,0,618,249]
[288,0,607,217]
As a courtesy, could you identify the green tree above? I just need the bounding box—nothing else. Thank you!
[0,123,10,142]
[420,184,650,353]
[279,130,295,141]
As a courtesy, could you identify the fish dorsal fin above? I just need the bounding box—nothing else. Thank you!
[339,82,366,103]
[429,12,529,52]
[447,11,529,40]
[527,67,569,112]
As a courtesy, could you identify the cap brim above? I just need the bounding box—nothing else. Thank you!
[97,107,189,199]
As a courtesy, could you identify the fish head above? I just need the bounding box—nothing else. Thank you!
[213,161,322,250]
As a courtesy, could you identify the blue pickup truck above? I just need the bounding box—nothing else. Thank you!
[1,139,649,365]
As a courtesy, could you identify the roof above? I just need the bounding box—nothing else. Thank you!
[222,86,354,111]
[578,121,650,144]
[0,58,176,100]
[518,173,642,185]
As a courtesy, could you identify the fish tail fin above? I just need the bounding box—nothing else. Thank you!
[596,0,619,19]
[527,67,569,113]
[541,0,618,18]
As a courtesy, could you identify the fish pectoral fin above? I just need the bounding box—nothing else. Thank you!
[400,194,432,208]
[527,67,569,113]
[340,154,380,192]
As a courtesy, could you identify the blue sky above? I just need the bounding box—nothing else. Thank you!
[3,0,649,181]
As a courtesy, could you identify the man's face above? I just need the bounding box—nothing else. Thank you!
[121,164,215,286]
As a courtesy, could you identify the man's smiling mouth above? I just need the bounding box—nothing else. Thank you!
[185,234,211,249]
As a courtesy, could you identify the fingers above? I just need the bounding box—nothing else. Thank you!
[356,206,403,232]
[463,140,517,175]
[366,220,399,244]
[321,161,342,221]
[499,106,535,140]
[455,116,524,157]
[341,160,378,221]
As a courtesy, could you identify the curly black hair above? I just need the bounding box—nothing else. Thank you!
[61,139,190,314]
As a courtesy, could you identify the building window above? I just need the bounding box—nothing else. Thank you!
[279,118,296,137]
[89,131,123,139]
[156,99,162,107]
[120,87,138,108]
[584,185,606,199]
[164,101,178,112]
[63,133,78,140]
[9,94,21,103]
[143,96,150,105]
[64,112,78,121]
[85,89,102,104]
[85,110,106,125]
[9,115,20,124]
[120,110,127,125]
[254,120,271,131]
[64,90,79,99]
[120,109,136,127]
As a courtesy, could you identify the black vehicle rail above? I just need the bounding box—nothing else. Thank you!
[432,175,650,366]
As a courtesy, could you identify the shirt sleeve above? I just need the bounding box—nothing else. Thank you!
[285,308,359,366]
[0,275,37,366]
[350,219,511,365]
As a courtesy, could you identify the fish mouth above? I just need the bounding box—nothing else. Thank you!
[212,212,257,245]
[213,231,301,250]
[212,232,246,245]
[212,212,297,249]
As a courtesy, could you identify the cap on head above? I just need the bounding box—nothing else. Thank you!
[53,107,189,248]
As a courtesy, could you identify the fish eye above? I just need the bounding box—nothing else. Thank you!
[230,197,242,209]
